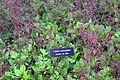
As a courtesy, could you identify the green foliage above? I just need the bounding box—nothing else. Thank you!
[34,22,40,27]
[0,38,3,48]
[0,0,119,80]
[10,51,18,59]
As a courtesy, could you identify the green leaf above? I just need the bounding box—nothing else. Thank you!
[47,24,51,29]
[28,44,32,52]
[10,51,18,59]
[34,15,40,21]
[14,69,21,76]
[9,59,15,65]
[58,76,64,80]
[34,22,40,27]
[40,49,48,56]
[41,22,46,26]
[102,67,111,76]
[67,58,76,63]
[105,26,111,34]
[31,66,39,73]
[23,71,29,80]
[50,76,55,80]
[38,75,43,80]
[20,65,26,72]
[104,76,113,80]
[0,33,12,40]
[21,49,28,59]
[42,13,51,21]
[50,0,54,4]
[5,51,10,59]
[60,68,67,76]
[115,31,120,38]
[115,43,120,48]
[89,19,92,23]
[47,66,54,74]
[115,52,120,60]
[90,24,96,31]
[48,66,54,75]
[0,38,3,48]
[5,72,15,78]
[67,75,73,80]
[36,32,39,36]
[54,70,59,75]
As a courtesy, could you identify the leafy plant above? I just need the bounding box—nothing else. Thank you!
[0,0,119,80]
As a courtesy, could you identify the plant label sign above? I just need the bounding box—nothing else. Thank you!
[50,47,74,57]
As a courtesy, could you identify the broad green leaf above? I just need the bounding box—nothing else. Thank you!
[60,68,67,76]
[42,13,51,21]
[50,0,54,4]
[89,76,96,80]
[14,69,21,76]
[50,76,55,80]
[38,60,43,65]
[9,59,15,65]
[89,19,92,23]
[21,49,28,59]
[36,32,39,36]
[67,58,76,63]
[63,60,70,69]
[34,15,40,21]
[38,75,43,80]
[105,26,111,34]
[23,71,29,80]
[10,51,18,59]
[115,52,120,60]
[34,22,40,27]
[67,75,73,80]
[47,66,54,74]
[0,33,12,40]
[28,44,32,52]
[5,51,10,59]
[40,49,48,56]
[45,59,51,66]
[47,24,51,29]
[5,72,15,78]
[20,53,27,60]
[41,22,46,26]
[54,70,59,75]
[104,76,113,80]
[79,58,85,66]
[58,76,64,80]
[56,34,60,40]
[90,24,96,31]
[73,62,79,72]
[115,31,120,38]
[0,38,3,48]
[20,65,26,72]
[102,67,111,76]
[31,66,39,73]
[115,44,120,48]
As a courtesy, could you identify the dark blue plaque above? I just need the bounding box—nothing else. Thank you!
[50,47,74,57]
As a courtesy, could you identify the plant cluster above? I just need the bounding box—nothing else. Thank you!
[0,0,120,80]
